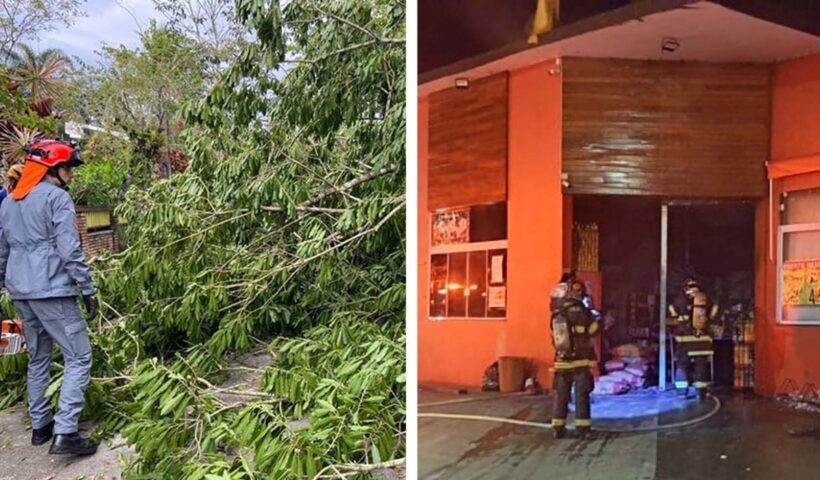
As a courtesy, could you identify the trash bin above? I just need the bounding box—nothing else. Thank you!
[498,356,525,393]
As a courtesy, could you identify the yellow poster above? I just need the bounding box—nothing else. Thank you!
[783,260,820,306]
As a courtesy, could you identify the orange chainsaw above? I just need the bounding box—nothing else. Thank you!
[0,319,24,355]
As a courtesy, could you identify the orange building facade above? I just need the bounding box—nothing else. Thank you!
[419,53,820,395]
[756,54,820,396]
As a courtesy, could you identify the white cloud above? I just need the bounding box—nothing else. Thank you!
[34,0,161,64]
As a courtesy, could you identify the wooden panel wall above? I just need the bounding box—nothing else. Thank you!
[563,58,770,197]
[428,73,508,210]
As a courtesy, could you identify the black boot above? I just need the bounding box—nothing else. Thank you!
[577,426,591,439]
[553,426,566,439]
[31,420,54,446]
[697,387,708,401]
[48,432,99,455]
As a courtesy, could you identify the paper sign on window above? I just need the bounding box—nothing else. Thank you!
[783,260,820,306]
[488,286,506,309]
[491,255,504,284]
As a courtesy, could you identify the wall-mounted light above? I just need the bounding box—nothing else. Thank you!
[561,172,570,189]
[549,58,562,76]
[455,78,470,89]
[661,37,680,53]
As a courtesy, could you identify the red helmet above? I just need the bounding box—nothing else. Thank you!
[23,139,84,168]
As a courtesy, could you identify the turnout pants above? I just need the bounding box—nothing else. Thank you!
[14,297,92,434]
[552,366,593,429]
[674,336,712,394]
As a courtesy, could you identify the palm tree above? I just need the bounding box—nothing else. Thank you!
[0,123,40,166]
[2,44,73,101]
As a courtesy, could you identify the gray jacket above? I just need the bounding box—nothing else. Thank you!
[0,182,95,300]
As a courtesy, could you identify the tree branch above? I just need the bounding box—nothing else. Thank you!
[299,165,397,208]
[312,6,381,43]
[261,205,346,214]
[313,458,405,479]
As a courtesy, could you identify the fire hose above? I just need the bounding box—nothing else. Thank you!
[419,394,722,433]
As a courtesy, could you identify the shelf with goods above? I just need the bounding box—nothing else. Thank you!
[627,293,658,349]
[572,223,604,374]
[733,317,755,389]
[573,222,599,273]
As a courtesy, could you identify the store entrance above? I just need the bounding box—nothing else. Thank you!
[571,196,756,393]
[663,201,756,390]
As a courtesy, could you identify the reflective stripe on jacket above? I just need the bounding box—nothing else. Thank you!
[0,182,95,299]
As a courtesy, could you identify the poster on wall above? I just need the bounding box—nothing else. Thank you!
[488,286,506,309]
[431,208,469,246]
[782,259,820,306]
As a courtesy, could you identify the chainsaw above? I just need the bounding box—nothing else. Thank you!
[0,319,25,355]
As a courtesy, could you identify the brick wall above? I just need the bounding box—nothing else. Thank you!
[76,211,120,258]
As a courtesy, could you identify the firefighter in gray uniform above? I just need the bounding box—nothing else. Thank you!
[0,139,98,455]
[550,281,600,438]
[668,278,718,400]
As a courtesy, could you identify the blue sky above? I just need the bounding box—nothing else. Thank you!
[34,0,161,65]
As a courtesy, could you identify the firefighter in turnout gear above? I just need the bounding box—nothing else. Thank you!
[551,280,600,438]
[668,278,719,400]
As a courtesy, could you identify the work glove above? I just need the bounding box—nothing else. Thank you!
[83,294,98,322]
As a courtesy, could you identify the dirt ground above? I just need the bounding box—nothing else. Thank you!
[0,407,131,480]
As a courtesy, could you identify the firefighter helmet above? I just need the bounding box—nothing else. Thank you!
[23,139,83,169]
[684,277,700,298]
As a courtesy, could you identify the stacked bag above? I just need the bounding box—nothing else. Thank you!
[592,344,653,395]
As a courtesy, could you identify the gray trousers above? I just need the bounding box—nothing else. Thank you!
[14,297,92,434]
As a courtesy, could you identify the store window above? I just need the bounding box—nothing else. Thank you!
[429,202,507,319]
[777,188,820,325]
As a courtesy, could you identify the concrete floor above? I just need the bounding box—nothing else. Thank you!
[419,389,820,480]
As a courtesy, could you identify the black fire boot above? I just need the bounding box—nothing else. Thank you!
[553,426,567,439]
[577,426,592,439]
[31,420,54,446]
[49,432,99,455]
[697,387,708,401]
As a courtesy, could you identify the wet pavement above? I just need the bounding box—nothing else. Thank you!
[419,389,820,479]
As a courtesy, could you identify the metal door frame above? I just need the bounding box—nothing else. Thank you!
[659,199,756,389]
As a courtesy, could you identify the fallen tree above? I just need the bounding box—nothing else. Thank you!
[0,1,406,478]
